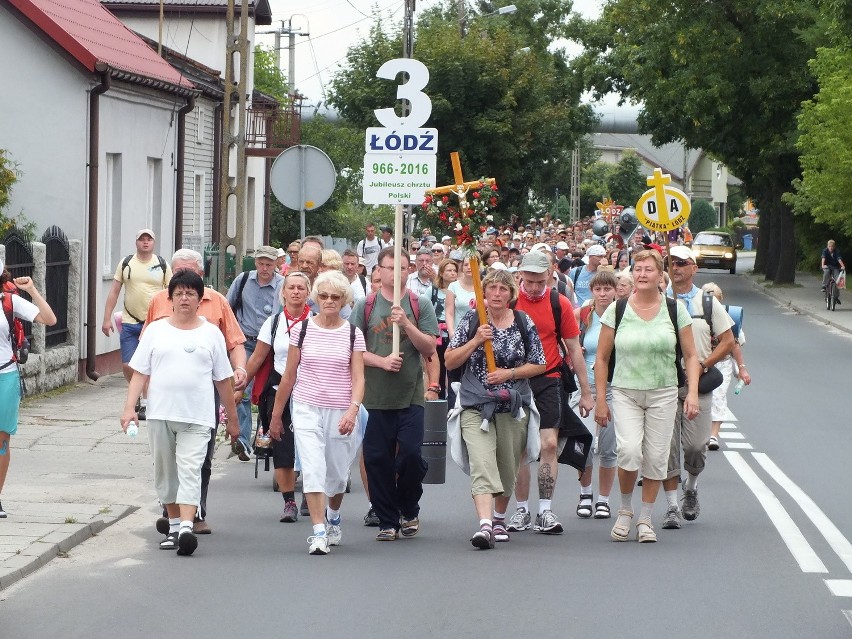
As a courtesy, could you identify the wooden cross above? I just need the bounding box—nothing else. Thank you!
[428,151,497,372]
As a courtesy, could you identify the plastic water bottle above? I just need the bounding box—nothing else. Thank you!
[733,379,745,395]
[126,421,138,438]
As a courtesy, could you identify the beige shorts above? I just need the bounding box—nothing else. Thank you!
[611,387,678,480]
[460,408,529,497]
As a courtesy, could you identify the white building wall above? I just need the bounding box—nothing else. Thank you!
[184,98,217,245]
[0,13,89,239]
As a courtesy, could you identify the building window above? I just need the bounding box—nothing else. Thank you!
[104,153,122,274]
[196,107,205,144]
[147,157,162,238]
[194,172,205,234]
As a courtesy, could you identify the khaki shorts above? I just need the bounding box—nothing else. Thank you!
[460,408,529,497]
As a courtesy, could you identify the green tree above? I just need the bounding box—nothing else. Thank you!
[689,199,717,234]
[327,1,596,221]
[607,150,646,210]
[579,160,612,217]
[570,0,824,283]
[253,45,290,103]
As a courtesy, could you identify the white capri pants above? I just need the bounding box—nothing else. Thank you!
[291,399,360,496]
[147,419,210,507]
[611,386,678,480]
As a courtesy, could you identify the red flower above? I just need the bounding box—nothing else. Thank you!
[490,197,497,205]
[473,191,480,199]
[491,184,498,191]
[479,226,487,233]
[442,195,449,204]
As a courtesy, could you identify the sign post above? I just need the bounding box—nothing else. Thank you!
[363,58,438,355]
[636,168,692,281]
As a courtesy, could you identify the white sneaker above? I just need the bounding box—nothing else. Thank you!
[326,519,342,546]
[307,534,330,555]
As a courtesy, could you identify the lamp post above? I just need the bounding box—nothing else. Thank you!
[458,3,517,38]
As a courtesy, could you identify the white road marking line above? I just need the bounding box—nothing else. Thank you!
[753,453,852,574]
[724,452,827,573]
[826,581,852,597]
[724,442,753,450]
[720,423,737,430]
[842,610,852,626]
[720,432,745,439]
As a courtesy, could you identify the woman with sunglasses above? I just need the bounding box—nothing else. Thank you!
[270,271,366,555]
[241,271,312,523]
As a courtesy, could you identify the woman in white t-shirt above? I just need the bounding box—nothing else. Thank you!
[121,270,238,556]
[242,271,311,523]
[270,271,366,556]
[0,262,56,519]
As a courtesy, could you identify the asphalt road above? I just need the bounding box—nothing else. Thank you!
[2,256,851,638]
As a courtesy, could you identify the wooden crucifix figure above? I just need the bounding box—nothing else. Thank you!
[427,151,497,372]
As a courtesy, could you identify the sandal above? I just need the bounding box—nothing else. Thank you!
[576,496,593,519]
[610,510,633,542]
[492,521,510,542]
[471,526,494,550]
[636,517,657,543]
[593,501,611,519]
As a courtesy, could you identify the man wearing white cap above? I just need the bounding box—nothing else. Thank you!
[102,229,172,418]
[661,245,735,528]
[568,244,606,306]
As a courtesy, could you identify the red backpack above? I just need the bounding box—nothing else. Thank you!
[1,280,29,370]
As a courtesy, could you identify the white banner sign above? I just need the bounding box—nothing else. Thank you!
[362,153,437,204]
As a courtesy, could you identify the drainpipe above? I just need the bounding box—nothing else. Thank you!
[175,95,196,249]
[85,66,111,381]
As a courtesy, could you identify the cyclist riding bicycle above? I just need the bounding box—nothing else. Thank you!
[821,240,846,294]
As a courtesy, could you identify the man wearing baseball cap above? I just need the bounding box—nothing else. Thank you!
[568,243,606,306]
[661,244,735,528]
[506,251,594,535]
[225,246,284,460]
[102,229,172,419]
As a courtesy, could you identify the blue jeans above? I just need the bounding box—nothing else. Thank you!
[236,338,257,450]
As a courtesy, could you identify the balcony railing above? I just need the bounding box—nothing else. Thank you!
[246,95,302,156]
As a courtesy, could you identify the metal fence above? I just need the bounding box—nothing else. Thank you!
[41,226,70,347]
[2,228,34,341]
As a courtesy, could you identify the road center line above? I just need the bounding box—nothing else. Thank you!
[752,452,852,574]
[724,451,827,573]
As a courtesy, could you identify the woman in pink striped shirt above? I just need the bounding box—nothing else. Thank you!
[270,271,366,556]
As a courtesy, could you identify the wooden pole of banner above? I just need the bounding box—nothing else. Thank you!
[392,202,404,356]
[427,151,496,372]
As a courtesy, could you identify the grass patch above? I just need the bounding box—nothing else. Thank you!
[99,507,112,515]
[21,382,77,407]
[64,516,77,524]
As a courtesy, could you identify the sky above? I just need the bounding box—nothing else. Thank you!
[257,0,620,112]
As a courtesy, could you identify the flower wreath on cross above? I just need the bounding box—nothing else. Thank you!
[420,179,500,251]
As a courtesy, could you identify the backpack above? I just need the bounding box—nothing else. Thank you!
[725,304,744,341]
[121,253,167,323]
[1,280,29,370]
[609,297,685,387]
[250,312,282,406]
[229,270,254,317]
[464,309,533,370]
[578,304,594,348]
[363,290,421,326]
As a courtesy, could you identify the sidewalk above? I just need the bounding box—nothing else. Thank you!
[0,265,848,591]
[0,374,233,590]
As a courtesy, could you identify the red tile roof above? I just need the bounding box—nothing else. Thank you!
[8,0,194,92]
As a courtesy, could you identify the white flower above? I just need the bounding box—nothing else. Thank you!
[486,215,493,221]
[436,200,444,208]
[455,222,463,231]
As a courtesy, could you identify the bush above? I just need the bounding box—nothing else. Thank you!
[688,199,717,234]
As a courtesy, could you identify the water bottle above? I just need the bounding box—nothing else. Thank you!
[127,421,138,438]
[733,379,745,395]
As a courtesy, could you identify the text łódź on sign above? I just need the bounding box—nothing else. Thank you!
[362,58,437,205]
[635,168,692,232]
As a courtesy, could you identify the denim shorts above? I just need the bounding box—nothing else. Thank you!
[119,322,144,363]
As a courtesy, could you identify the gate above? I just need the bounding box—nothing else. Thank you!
[2,228,34,341]
[41,226,70,347]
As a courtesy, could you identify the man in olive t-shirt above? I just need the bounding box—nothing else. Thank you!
[350,248,438,540]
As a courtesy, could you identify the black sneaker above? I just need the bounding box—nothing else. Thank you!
[155,516,169,535]
[363,507,380,527]
[159,532,178,550]
[177,528,198,556]
[0,501,7,518]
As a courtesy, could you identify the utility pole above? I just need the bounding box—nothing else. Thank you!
[554,187,559,219]
[403,0,416,238]
[457,0,465,38]
[217,0,250,291]
[264,17,309,92]
[569,147,580,223]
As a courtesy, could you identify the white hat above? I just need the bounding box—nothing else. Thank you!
[441,235,451,242]
[489,261,508,271]
[669,245,697,262]
[556,241,569,250]
[586,244,606,257]
[136,228,155,240]
[530,242,551,253]
[276,248,286,258]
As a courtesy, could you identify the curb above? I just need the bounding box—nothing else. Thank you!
[746,274,852,336]
[0,505,137,591]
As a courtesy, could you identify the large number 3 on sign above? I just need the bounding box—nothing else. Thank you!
[373,59,432,129]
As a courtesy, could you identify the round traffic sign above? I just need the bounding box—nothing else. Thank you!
[270,145,336,211]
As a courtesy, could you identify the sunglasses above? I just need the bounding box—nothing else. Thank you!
[287,250,299,255]
[670,259,694,267]
[317,292,342,301]
[432,249,444,253]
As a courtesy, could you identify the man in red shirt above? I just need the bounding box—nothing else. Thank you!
[508,252,594,534]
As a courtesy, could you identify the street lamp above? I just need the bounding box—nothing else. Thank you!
[459,3,517,37]
[485,4,517,16]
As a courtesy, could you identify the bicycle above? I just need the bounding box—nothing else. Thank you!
[824,267,840,311]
